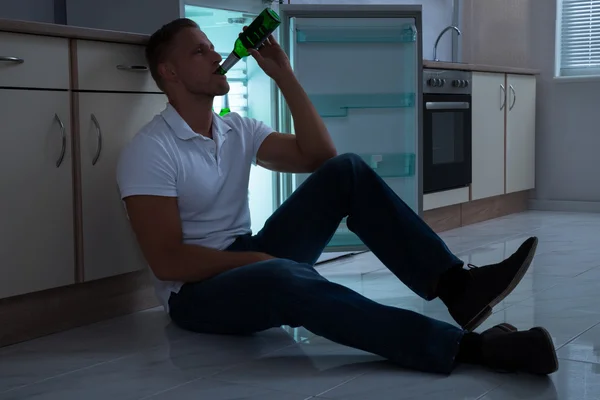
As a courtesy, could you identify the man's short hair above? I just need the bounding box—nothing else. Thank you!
[146,18,199,91]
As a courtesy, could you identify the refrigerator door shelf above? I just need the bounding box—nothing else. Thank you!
[359,153,416,178]
[309,93,416,118]
[296,24,416,44]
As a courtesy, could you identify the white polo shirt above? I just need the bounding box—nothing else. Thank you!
[116,103,274,312]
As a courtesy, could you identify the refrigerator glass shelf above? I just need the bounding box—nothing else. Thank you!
[356,152,416,177]
[308,93,416,117]
[296,25,416,44]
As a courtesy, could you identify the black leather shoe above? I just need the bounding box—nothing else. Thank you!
[481,323,517,338]
[447,237,538,331]
[481,326,559,375]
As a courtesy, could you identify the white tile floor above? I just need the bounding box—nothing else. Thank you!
[2,211,600,400]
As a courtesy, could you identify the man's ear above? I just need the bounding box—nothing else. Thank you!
[158,62,177,84]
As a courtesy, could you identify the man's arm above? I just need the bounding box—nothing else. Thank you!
[124,195,273,282]
[249,36,337,173]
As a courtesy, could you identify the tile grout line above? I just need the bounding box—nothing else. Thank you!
[474,382,507,400]
[1,329,297,396]
[557,356,600,366]
[136,336,317,400]
[313,372,368,398]
[555,320,600,351]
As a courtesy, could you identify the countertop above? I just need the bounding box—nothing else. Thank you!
[0,18,148,45]
[424,60,539,75]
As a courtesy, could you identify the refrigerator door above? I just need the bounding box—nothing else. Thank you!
[277,4,423,252]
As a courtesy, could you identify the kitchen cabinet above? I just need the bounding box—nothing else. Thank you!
[505,73,536,193]
[75,40,160,93]
[78,92,167,281]
[471,72,506,200]
[0,89,75,298]
[0,32,70,90]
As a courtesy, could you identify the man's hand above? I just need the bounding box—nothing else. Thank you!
[249,252,277,263]
[246,30,293,83]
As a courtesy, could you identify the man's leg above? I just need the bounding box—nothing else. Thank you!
[254,153,539,331]
[169,258,462,374]
[168,259,558,375]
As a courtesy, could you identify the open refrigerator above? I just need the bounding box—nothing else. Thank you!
[184,1,423,253]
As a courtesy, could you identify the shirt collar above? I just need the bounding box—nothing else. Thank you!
[161,103,232,141]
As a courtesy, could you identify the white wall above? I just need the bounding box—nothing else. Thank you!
[289,0,456,62]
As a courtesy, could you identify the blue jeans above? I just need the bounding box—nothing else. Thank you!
[168,153,465,374]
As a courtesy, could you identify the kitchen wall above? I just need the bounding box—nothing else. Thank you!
[290,0,457,62]
[0,0,60,23]
[65,0,180,34]
[459,0,600,209]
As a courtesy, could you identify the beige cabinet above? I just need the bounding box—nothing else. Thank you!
[0,32,70,90]
[75,40,161,93]
[505,74,536,193]
[78,92,167,281]
[471,72,506,201]
[0,89,75,298]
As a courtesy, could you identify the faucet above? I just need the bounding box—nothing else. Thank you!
[433,25,461,62]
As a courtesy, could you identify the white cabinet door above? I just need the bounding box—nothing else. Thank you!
[471,72,506,200]
[0,89,75,298]
[78,92,167,281]
[506,74,536,193]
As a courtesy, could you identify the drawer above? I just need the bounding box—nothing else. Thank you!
[0,32,69,90]
[75,40,161,93]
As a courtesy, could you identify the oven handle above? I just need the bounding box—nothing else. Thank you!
[425,101,470,110]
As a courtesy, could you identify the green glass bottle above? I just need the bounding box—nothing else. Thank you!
[215,7,281,75]
[219,93,231,116]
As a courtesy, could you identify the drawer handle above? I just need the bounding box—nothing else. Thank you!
[116,64,148,72]
[91,114,103,166]
[0,56,24,64]
[54,113,67,168]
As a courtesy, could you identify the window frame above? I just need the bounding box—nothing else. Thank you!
[555,0,600,81]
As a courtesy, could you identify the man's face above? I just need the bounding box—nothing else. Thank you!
[161,27,230,97]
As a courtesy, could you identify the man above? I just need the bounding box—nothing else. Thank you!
[117,18,558,376]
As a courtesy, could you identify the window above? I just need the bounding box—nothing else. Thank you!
[556,0,600,77]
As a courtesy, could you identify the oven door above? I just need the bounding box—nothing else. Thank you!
[423,94,472,194]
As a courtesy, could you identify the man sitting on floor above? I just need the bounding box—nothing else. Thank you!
[116,18,558,376]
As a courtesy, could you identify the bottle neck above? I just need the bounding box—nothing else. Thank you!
[218,52,241,75]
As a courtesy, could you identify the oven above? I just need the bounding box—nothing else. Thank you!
[422,69,472,194]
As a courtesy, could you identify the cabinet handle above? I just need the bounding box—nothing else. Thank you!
[509,85,516,110]
[0,56,24,64]
[116,64,148,72]
[54,113,67,168]
[500,84,506,110]
[91,114,103,166]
